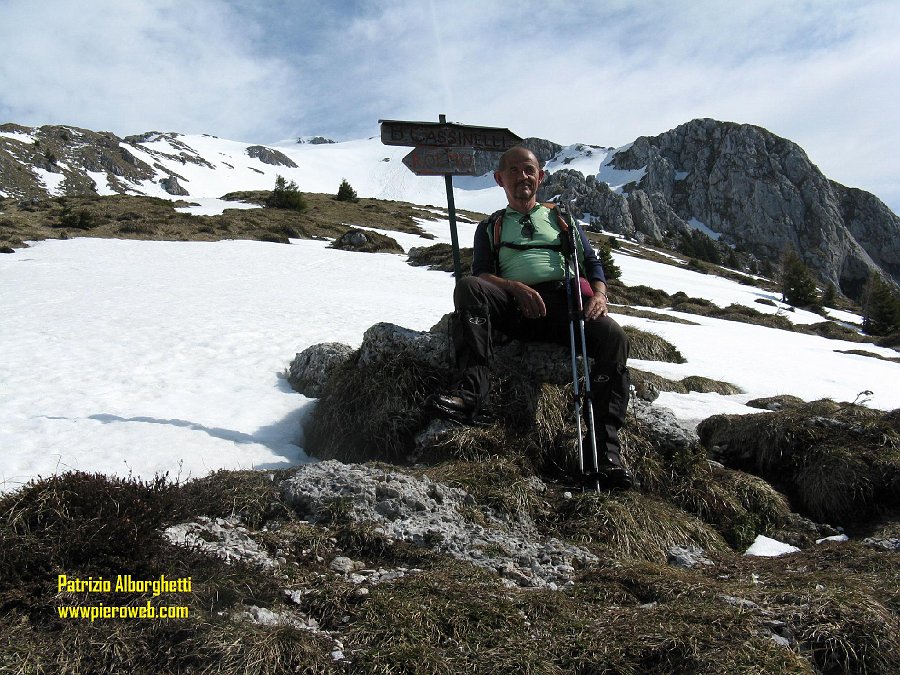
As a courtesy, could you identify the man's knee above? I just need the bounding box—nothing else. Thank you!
[453,275,486,309]
[454,275,506,311]
[586,316,629,364]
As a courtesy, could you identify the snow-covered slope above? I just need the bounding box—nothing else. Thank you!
[2,211,898,493]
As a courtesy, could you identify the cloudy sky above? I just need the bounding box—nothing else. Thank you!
[2,0,899,211]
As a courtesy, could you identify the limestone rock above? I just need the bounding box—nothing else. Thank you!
[287,342,354,397]
[629,398,699,454]
[281,460,597,588]
[538,118,899,298]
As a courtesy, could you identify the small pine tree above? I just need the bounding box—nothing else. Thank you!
[267,175,306,212]
[336,178,358,202]
[677,230,721,265]
[821,283,837,308]
[780,249,819,308]
[725,248,741,270]
[597,244,621,280]
[862,273,900,335]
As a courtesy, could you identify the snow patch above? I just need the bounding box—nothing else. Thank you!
[597,159,646,193]
[0,130,34,143]
[744,535,800,557]
[687,217,722,241]
[33,167,66,196]
[85,170,117,196]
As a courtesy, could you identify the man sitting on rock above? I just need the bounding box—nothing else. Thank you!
[433,146,633,489]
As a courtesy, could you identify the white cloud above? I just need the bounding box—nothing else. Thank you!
[1,0,898,211]
[0,0,302,140]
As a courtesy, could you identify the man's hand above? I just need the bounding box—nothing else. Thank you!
[584,292,609,320]
[507,279,547,319]
[584,281,610,320]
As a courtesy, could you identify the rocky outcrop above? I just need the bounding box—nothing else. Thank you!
[472,136,563,176]
[287,342,355,398]
[281,460,597,589]
[246,145,298,168]
[538,119,899,298]
[159,175,189,196]
[296,136,335,144]
[294,317,699,469]
[0,125,158,198]
[330,228,404,254]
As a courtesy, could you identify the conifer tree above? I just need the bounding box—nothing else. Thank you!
[336,178,358,202]
[267,175,306,212]
[862,273,900,335]
[597,243,621,280]
[780,249,819,308]
[821,283,837,308]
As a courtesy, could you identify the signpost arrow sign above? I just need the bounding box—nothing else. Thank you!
[380,119,522,151]
[402,146,477,177]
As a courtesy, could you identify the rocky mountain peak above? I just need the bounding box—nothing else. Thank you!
[538,118,899,298]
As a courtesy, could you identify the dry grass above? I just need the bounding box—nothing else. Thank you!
[406,242,474,274]
[624,326,686,363]
[0,192,447,252]
[305,351,446,463]
[2,465,898,674]
[552,491,730,562]
[698,401,900,525]
[631,368,743,396]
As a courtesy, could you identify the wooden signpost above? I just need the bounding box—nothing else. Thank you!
[402,146,477,177]
[380,115,522,279]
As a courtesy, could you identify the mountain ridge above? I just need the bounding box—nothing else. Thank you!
[2,118,897,299]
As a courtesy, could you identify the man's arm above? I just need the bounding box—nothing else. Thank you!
[574,220,610,319]
[476,272,548,319]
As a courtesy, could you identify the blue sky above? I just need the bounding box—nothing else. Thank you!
[1,0,899,212]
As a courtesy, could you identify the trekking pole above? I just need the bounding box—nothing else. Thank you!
[561,203,601,491]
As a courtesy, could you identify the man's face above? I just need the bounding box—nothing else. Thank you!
[494,149,544,205]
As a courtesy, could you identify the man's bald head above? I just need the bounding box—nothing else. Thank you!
[494,146,545,211]
[497,146,542,172]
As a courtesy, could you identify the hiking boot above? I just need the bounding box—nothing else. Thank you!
[578,465,634,491]
[597,464,634,490]
[431,389,492,426]
[433,392,473,414]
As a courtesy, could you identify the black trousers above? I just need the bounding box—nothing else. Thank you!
[451,275,631,469]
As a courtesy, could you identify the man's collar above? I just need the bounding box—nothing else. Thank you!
[504,203,543,217]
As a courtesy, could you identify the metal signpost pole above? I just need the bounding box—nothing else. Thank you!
[439,114,463,279]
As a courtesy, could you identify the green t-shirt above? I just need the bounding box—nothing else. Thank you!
[497,204,577,285]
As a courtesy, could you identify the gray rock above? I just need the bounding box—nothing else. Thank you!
[330,556,361,574]
[287,342,354,397]
[668,545,713,568]
[164,515,277,569]
[357,321,452,371]
[281,460,597,589]
[629,398,699,453]
[159,175,189,196]
[537,118,899,298]
[246,145,298,168]
[863,537,900,552]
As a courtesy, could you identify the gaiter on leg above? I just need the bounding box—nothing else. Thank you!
[590,362,631,468]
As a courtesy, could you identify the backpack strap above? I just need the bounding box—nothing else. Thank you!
[486,208,505,275]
